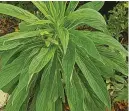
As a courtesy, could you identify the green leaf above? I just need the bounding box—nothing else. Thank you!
[0,3,39,23]
[53,2,60,14]
[29,20,52,25]
[19,22,37,32]
[70,30,103,63]
[90,57,115,78]
[79,1,104,11]
[66,71,85,111]
[55,98,62,111]
[0,47,21,68]
[32,1,50,20]
[62,40,75,83]
[114,88,128,101]
[29,46,56,84]
[65,8,107,32]
[62,40,84,111]
[98,46,127,75]
[76,48,111,110]
[19,20,51,32]
[1,30,43,41]
[57,60,65,102]
[65,1,79,15]
[58,2,66,19]
[12,68,29,104]
[58,28,69,54]
[6,49,40,111]
[0,50,30,89]
[0,30,47,51]
[1,75,19,94]
[5,87,29,111]
[80,31,127,56]
[36,54,58,111]
[114,75,126,83]
[28,87,39,111]
[78,72,106,111]
[0,40,21,51]
[48,2,57,19]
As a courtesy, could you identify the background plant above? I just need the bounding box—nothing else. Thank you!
[0,1,127,111]
[107,2,128,44]
[105,2,128,108]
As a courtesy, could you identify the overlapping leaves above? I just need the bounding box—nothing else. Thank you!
[0,1,127,111]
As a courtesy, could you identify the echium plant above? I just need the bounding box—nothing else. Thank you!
[0,1,127,111]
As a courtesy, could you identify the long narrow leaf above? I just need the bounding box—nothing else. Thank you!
[70,30,103,63]
[65,1,79,15]
[0,3,39,23]
[76,48,111,110]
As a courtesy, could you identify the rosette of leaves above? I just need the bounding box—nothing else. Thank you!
[0,1,127,111]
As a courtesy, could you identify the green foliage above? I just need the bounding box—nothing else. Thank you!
[107,2,128,41]
[105,2,128,103]
[0,1,127,111]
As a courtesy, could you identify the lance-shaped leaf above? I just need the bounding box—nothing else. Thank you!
[79,1,104,11]
[0,30,47,51]
[62,41,83,111]
[65,71,85,111]
[62,40,75,83]
[28,46,56,84]
[0,3,39,23]
[58,28,69,54]
[5,87,29,111]
[98,46,127,75]
[78,72,106,111]
[1,30,44,41]
[0,40,21,51]
[70,30,103,63]
[65,8,107,32]
[65,1,79,15]
[0,47,21,68]
[82,31,127,56]
[36,55,58,111]
[91,57,115,78]
[76,48,111,110]
[12,47,40,104]
[32,1,51,20]
[0,50,31,89]
[55,98,63,111]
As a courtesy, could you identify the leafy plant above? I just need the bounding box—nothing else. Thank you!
[105,2,128,104]
[0,1,127,111]
[107,2,128,41]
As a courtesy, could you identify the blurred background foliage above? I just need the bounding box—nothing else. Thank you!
[106,2,128,49]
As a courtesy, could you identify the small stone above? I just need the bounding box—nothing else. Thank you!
[0,90,9,109]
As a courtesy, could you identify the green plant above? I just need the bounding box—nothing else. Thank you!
[107,2,128,41]
[0,1,127,111]
[105,2,128,104]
